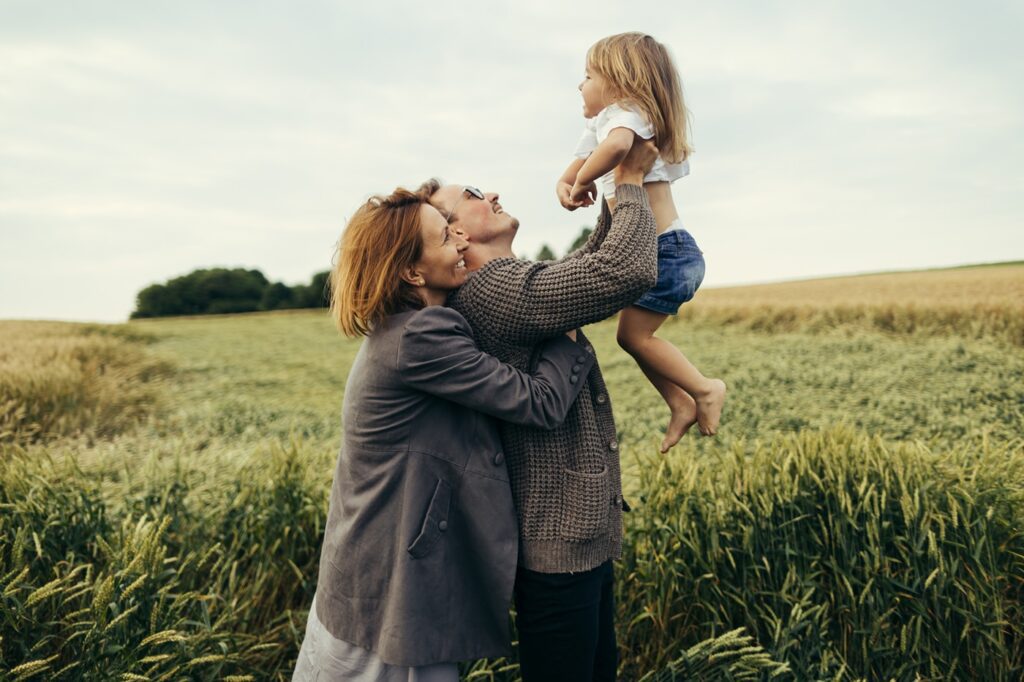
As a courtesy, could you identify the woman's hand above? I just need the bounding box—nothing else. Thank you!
[565,329,578,341]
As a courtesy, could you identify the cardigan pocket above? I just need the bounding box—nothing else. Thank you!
[407,478,452,559]
[559,466,610,542]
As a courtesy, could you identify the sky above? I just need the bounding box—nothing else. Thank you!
[2,0,1022,322]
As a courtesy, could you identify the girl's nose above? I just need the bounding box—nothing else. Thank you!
[453,227,469,242]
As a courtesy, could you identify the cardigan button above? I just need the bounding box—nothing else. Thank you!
[596,393,607,404]
[438,520,448,532]
[494,452,504,466]
[608,439,618,451]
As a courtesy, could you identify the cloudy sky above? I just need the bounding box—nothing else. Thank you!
[2,0,1022,322]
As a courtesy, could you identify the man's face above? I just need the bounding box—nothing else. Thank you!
[431,185,519,254]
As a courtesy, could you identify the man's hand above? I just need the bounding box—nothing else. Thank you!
[568,181,597,207]
[614,135,659,187]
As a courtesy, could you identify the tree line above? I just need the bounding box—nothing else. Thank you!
[131,268,330,319]
[131,227,593,319]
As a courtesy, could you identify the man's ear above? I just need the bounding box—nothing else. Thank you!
[400,265,424,287]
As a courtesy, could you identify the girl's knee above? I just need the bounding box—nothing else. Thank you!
[616,325,645,354]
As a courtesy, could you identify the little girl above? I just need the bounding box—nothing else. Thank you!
[556,32,726,448]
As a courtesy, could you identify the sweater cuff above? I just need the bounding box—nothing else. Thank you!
[613,183,650,207]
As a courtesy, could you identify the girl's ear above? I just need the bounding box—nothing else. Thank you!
[400,265,424,287]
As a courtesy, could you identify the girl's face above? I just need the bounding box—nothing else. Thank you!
[406,204,469,306]
[579,68,612,118]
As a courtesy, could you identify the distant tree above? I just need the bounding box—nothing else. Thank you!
[307,270,331,308]
[131,268,269,318]
[260,282,297,311]
[536,244,556,261]
[569,226,594,254]
[131,267,333,318]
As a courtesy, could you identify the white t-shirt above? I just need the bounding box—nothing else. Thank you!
[574,102,689,199]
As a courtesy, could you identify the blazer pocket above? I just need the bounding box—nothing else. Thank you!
[559,466,610,543]
[407,478,452,559]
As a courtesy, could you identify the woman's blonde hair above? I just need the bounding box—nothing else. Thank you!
[587,32,692,163]
[330,187,429,337]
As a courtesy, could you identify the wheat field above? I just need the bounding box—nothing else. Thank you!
[1,263,1022,680]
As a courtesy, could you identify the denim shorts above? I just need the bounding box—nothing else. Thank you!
[634,229,705,315]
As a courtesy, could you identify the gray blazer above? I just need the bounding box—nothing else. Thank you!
[314,305,595,666]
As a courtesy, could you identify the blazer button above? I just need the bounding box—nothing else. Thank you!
[596,393,607,404]
[570,375,578,384]
[571,364,581,374]
[608,439,618,451]
[438,520,448,532]
[494,452,504,466]
[576,355,586,363]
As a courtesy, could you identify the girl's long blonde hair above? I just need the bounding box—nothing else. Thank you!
[587,32,692,163]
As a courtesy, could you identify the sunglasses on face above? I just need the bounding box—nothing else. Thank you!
[445,186,485,222]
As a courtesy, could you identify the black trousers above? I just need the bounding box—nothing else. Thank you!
[513,560,617,682]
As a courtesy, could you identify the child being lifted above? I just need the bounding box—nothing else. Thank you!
[557,32,727,449]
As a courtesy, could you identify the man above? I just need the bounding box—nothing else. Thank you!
[422,139,668,681]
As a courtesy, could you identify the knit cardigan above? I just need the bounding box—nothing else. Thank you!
[447,184,657,572]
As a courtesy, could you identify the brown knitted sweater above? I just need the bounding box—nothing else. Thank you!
[447,184,657,573]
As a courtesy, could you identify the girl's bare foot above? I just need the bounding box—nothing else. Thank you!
[662,392,697,453]
[695,379,727,436]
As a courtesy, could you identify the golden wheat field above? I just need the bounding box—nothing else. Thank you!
[1,263,1023,681]
[697,262,1024,309]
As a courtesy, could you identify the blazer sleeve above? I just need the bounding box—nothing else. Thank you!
[396,307,595,430]
[454,184,657,344]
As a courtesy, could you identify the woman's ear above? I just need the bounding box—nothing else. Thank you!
[400,265,425,287]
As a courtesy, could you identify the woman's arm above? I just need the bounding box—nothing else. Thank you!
[397,307,595,430]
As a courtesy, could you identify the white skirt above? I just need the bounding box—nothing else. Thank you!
[292,594,460,681]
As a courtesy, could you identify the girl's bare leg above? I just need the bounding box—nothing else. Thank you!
[617,305,727,436]
[634,355,697,452]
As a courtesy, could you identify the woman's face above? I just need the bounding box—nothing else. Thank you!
[409,203,469,306]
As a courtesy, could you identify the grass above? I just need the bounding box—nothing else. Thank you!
[0,322,170,445]
[687,262,1024,345]
[1,263,1022,680]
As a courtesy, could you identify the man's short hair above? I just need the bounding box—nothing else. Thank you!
[415,178,442,202]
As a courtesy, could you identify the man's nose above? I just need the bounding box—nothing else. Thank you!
[485,192,499,203]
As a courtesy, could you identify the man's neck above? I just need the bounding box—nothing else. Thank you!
[466,243,516,272]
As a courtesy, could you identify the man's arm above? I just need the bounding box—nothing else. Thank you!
[456,139,659,344]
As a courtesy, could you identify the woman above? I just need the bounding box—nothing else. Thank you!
[293,186,595,680]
